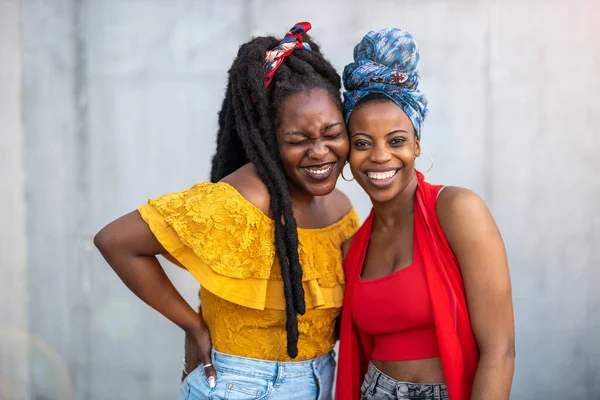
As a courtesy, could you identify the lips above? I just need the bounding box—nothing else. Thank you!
[300,162,336,181]
[364,168,401,187]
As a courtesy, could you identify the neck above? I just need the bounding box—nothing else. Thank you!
[288,181,319,209]
[371,171,419,229]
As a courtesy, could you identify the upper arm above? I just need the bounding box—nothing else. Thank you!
[332,189,354,261]
[94,210,166,257]
[342,234,355,261]
[436,187,515,353]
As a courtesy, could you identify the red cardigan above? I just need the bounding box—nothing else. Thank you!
[336,172,479,400]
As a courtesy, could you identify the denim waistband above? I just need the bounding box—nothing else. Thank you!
[364,363,448,398]
[211,348,334,380]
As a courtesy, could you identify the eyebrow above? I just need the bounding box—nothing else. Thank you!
[351,129,409,138]
[284,122,343,137]
[323,122,343,132]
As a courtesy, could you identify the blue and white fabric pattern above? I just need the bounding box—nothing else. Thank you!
[343,28,429,140]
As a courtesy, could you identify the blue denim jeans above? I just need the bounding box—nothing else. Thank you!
[179,349,335,400]
[360,363,449,400]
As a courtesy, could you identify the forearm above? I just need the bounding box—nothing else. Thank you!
[99,247,201,332]
[471,349,515,400]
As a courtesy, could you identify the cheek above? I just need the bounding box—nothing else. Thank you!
[332,137,350,160]
[278,146,305,169]
[399,147,418,165]
[348,151,365,176]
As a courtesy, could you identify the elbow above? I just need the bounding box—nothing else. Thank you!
[93,229,102,249]
[498,344,516,363]
[507,343,516,359]
[480,341,516,363]
[94,225,129,270]
[503,338,516,360]
[94,226,115,255]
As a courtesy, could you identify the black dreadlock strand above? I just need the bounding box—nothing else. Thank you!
[209,34,342,358]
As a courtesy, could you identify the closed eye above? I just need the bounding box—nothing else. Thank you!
[286,140,309,146]
[324,131,343,139]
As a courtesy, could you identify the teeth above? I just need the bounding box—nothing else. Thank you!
[306,164,332,175]
[367,170,397,180]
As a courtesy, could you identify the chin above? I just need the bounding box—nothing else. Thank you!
[303,179,337,196]
[368,191,398,204]
[357,180,403,204]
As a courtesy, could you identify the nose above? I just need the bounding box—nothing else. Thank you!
[308,140,329,160]
[369,143,392,164]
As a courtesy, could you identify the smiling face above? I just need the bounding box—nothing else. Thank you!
[276,88,349,196]
[348,99,421,204]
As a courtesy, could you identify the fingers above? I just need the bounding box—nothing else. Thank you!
[199,351,216,389]
[181,357,196,384]
[181,368,192,384]
[184,319,216,388]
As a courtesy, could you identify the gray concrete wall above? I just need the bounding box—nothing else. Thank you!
[0,0,30,399]
[20,1,88,399]
[0,0,597,399]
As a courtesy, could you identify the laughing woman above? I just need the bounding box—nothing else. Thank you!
[95,23,358,400]
[336,29,515,400]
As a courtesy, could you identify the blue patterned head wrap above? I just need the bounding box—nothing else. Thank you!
[343,28,428,140]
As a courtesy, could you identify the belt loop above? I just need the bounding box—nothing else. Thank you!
[275,362,284,385]
[368,367,379,395]
[311,357,318,376]
[434,384,440,400]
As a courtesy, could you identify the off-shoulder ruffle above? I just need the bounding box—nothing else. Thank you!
[138,182,358,310]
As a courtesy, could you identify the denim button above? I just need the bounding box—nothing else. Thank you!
[399,383,409,394]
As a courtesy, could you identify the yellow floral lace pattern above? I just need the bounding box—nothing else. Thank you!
[201,288,341,362]
[137,181,359,361]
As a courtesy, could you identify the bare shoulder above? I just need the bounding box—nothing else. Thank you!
[435,185,499,246]
[436,184,487,212]
[220,163,271,215]
[326,188,354,221]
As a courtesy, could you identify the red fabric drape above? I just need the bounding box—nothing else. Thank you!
[336,172,479,400]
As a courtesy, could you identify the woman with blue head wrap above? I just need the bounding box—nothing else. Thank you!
[343,28,428,139]
[336,29,515,400]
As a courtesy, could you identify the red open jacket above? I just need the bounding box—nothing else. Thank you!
[335,172,479,400]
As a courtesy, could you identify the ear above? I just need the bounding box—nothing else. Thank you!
[414,137,421,158]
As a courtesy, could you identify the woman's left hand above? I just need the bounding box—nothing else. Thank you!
[181,318,216,388]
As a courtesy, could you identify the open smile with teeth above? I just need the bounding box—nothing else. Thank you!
[305,164,333,175]
[366,169,399,180]
[301,162,336,181]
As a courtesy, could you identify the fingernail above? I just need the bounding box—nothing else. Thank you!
[208,376,215,388]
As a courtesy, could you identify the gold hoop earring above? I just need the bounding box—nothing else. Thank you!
[423,152,434,173]
[341,163,355,182]
[416,152,434,173]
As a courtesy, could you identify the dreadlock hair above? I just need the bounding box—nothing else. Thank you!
[210,34,342,358]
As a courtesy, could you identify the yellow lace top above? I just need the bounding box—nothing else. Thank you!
[138,182,359,361]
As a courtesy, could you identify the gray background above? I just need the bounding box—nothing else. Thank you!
[1,0,599,399]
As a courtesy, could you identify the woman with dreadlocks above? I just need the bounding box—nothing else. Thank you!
[94,22,358,400]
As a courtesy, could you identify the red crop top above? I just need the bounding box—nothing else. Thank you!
[351,235,440,361]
